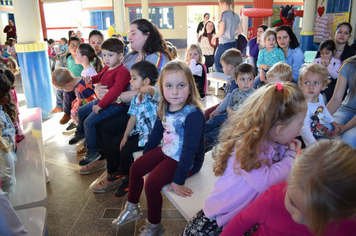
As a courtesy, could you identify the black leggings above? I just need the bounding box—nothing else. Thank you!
[204,55,214,71]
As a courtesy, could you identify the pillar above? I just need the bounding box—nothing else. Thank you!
[300,0,316,52]
[241,14,248,38]
[113,0,125,33]
[13,0,53,119]
[141,0,149,20]
[38,0,47,39]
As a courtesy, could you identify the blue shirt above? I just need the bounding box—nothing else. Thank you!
[257,47,285,68]
[285,47,304,83]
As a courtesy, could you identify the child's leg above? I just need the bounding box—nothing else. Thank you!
[55,89,63,109]
[205,126,222,149]
[205,113,227,132]
[120,134,143,176]
[204,103,220,121]
[127,147,167,205]
[109,133,124,175]
[76,100,96,136]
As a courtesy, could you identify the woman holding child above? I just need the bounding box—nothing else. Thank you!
[275,25,304,83]
[88,19,171,189]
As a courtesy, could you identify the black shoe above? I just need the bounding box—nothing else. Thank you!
[69,134,85,145]
[78,151,101,166]
[107,169,123,182]
[114,178,129,198]
[66,122,77,131]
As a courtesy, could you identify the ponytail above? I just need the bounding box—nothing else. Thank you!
[94,55,103,73]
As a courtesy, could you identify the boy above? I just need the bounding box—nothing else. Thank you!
[206,48,243,120]
[266,62,293,83]
[299,63,342,147]
[58,37,68,67]
[205,63,255,150]
[90,61,159,196]
[0,73,16,194]
[69,38,130,167]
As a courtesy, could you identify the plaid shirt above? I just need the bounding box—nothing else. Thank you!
[128,88,159,147]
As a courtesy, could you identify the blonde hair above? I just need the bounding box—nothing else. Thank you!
[157,61,204,121]
[298,63,329,86]
[288,139,356,236]
[51,68,75,88]
[166,41,178,59]
[0,56,18,74]
[219,0,235,14]
[220,48,242,67]
[262,28,276,42]
[267,62,293,82]
[186,43,203,64]
[213,82,306,175]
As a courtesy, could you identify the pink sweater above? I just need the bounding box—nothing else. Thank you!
[221,182,356,236]
[203,140,296,227]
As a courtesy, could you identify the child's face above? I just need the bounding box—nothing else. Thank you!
[77,31,82,38]
[187,49,200,63]
[89,35,103,55]
[50,42,55,47]
[320,48,333,62]
[163,71,190,111]
[265,34,276,49]
[74,50,84,65]
[300,72,325,103]
[102,49,123,68]
[68,40,80,56]
[60,40,66,45]
[130,69,147,91]
[221,61,234,76]
[236,73,254,92]
[284,186,309,226]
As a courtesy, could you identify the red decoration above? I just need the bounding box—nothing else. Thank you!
[317,6,325,17]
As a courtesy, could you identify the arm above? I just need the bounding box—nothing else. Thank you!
[235,22,243,36]
[143,118,164,154]
[256,49,264,68]
[3,26,9,33]
[120,115,137,150]
[189,59,203,75]
[328,59,341,79]
[139,85,155,97]
[339,115,356,134]
[249,38,259,57]
[291,48,305,83]
[326,74,348,114]
[300,110,316,147]
[216,94,231,113]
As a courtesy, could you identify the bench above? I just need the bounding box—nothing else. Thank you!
[9,108,47,235]
[207,72,229,96]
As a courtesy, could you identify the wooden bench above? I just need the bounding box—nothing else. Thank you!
[207,72,229,96]
[9,108,47,236]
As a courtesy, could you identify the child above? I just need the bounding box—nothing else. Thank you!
[47,39,57,72]
[257,29,285,84]
[90,61,159,196]
[299,63,342,147]
[222,139,356,236]
[75,43,103,78]
[76,30,84,43]
[205,63,255,150]
[0,73,16,194]
[182,82,307,235]
[313,40,341,102]
[2,38,16,59]
[205,48,243,121]
[112,61,205,235]
[213,0,243,73]
[266,62,293,83]
[186,43,207,98]
[58,37,68,67]
[68,38,130,166]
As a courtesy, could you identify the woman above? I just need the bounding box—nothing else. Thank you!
[332,22,354,62]
[276,25,304,83]
[248,24,267,70]
[89,30,104,59]
[68,30,76,40]
[326,56,356,148]
[85,19,171,184]
[196,13,210,38]
[198,20,218,71]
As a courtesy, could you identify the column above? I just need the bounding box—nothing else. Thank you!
[141,0,149,19]
[113,0,125,33]
[13,0,53,119]
[300,0,316,52]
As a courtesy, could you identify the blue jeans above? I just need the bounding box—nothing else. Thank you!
[55,89,63,109]
[77,99,123,153]
[330,108,356,148]
[214,41,237,73]
[205,113,227,149]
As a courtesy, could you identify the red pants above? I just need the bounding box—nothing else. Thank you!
[128,147,178,224]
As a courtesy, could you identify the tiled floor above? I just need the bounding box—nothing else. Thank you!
[15,53,225,236]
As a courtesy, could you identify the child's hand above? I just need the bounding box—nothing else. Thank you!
[209,109,219,119]
[84,76,92,84]
[120,136,128,151]
[259,69,266,82]
[92,105,101,114]
[167,182,193,197]
[185,58,191,65]
[227,109,234,118]
[332,122,344,135]
[321,58,330,67]
[288,139,302,153]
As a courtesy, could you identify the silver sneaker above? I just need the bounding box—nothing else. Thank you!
[139,220,165,236]
[112,202,143,227]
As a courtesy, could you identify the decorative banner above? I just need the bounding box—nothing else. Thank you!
[332,13,350,32]
[314,14,334,41]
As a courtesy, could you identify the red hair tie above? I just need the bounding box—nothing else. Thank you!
[3,58,8,63]
[276,82,283,91]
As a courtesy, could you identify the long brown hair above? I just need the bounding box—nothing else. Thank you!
[219,0,235,14]
[213,82,306,176]
[157,61,203,121]
[77,44,103,73]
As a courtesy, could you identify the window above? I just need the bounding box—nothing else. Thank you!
[89,11,114,30]
[326,0,351,14]
[129,7,174,29]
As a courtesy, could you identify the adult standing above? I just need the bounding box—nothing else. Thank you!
[3,20,16,40]
[198,20,218,71]
[276,25,304,83]
[81,19,171,177]
[248,25,268,69]
[196,13,210,38]
[326,56,356,148]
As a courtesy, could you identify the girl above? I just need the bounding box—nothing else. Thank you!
[182,82,307,235]
[257,29,285,84]
[198,20,218,71]
[47,39,57,71]
[112,61,205,236]
[186,43,207,98]
[313,40,341,102]
[3,38,16,59]
[213,0,243,73]
[75,43,103,77]
[222,139,356,236]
